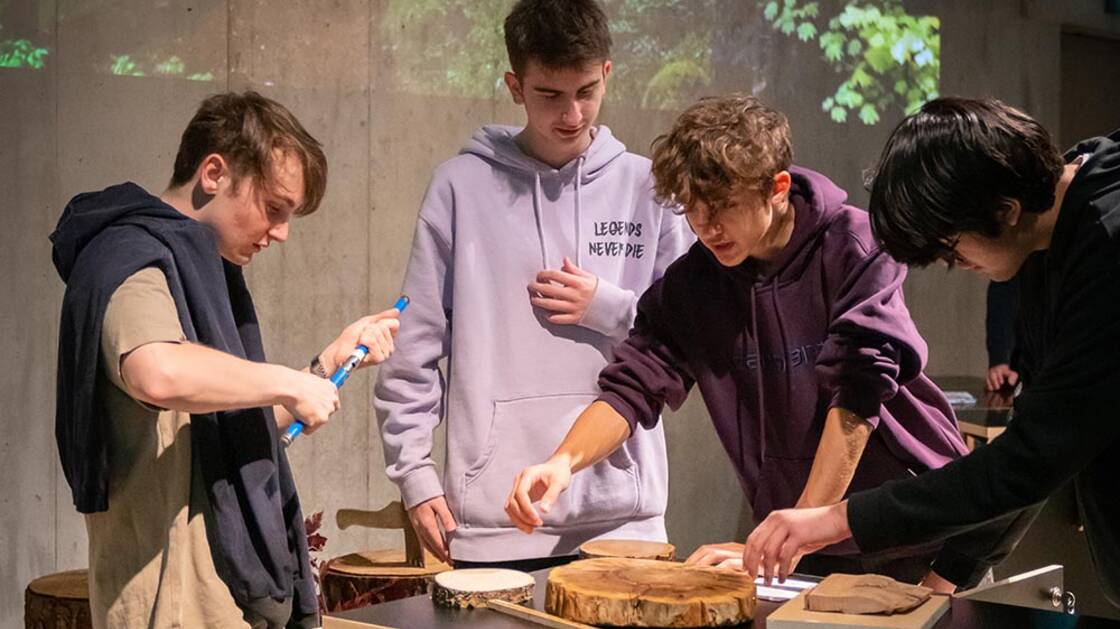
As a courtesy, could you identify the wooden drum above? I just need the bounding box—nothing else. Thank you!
[25,570,92,629]
[321,549,450,612]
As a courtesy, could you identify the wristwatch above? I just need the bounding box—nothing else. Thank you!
[310,354,329,379]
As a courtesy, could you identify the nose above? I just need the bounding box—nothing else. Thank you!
[268,221,289,244]
[561,99,582,126]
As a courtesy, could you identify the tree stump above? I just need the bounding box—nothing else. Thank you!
[431,569,535,609]
[321,549,450,612]
[578,539,676,561]
[24,570,92,629]
[546,558,756,627]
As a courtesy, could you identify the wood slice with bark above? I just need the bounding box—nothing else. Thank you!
[578,539,676,561]
[431,569,535,609]
[546,558,756,627]
[24,570,92,629]
[321,548,451,612]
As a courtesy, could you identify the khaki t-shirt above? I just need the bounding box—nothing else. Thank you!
[86,267,248,629]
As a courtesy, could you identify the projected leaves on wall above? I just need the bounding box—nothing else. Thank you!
[381,0,937,125]
[761,0,940,124]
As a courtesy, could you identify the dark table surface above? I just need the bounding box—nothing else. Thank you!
[932,375,1015,429]
[327,568,1116,628]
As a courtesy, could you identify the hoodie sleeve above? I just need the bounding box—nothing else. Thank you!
[580,206,694,339]
[596,275,695,434]
[815,228,926,427]
[374,177,454,510]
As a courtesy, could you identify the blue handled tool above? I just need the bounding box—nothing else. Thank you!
[280,295,410,448]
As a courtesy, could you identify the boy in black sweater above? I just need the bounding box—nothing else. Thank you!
[741,98,1120,608]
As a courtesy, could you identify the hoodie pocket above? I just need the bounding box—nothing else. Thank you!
[459,394,640,529]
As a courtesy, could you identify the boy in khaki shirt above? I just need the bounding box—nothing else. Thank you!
[52,92,399,628]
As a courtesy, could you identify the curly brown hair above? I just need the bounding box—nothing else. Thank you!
[651,95,792,213]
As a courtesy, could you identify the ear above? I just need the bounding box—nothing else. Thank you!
[197,153,231,196]
[770,170,793,206]
[602,60,612,83]
[999,199,1022,228]
[504,71,525,105]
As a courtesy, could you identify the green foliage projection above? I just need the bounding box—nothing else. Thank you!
[0,37,47,68]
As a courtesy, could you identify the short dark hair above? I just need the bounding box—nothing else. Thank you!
[170,91,328,216]
[504,0,611,75]
[867,97,1064,266]
[651,95,793,212]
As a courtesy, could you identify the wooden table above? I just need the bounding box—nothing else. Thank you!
[933,376,1014,449]
[323,568,1115,628]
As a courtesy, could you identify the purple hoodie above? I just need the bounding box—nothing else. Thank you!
[598,166,969,556]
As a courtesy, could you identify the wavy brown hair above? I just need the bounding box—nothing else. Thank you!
[651,95,792,213]
[170,91,327,216]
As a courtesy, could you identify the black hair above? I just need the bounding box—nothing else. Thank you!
[504,0,611,75]
[867,97,1064,265]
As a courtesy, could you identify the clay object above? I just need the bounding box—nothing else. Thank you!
[578,539,676,561]
[804,574,933,615]
[546,557,756,627]
[431,568,534,609]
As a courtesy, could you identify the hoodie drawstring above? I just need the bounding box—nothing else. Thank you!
[770,280,793,442]
[750,285,767,468]
[531,171,549,269]
[574,156,585,267]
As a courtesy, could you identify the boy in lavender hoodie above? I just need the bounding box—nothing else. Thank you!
[508,95,1035,589]
[374,0,693,570]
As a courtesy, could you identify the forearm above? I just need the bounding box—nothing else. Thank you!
[548,401,631,473]
[122,341,297,413]
[797,406,872,508]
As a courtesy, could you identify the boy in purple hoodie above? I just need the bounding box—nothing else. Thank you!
[374,0,693,571]
[507,95,1032,588]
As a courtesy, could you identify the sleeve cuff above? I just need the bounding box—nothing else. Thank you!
[580,278,637,339]
[929,545,991,588]
[831,385,883,428]
[847,489,896,554]
[596,392,642,436]
[398,467,445,510]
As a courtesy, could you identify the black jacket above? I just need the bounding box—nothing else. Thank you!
[50,183,317,625]
[848,130,1120,607]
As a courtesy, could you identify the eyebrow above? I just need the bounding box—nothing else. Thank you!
[533,79,600,95]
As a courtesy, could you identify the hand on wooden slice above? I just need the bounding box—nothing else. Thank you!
[578,539,676,561]
[805,574,933,615]
[431,568,534,609]
[547,558,756,627]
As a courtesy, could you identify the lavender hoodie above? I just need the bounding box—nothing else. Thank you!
[375,125,694,561]
[598,166,969,556]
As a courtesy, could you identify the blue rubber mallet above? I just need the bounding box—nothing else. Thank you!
[280,295,409,448]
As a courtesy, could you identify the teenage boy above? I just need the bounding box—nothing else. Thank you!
[375,0,692,570]
[52,92,400,629]
[742,98,1120,607]
[507,95,1030,588]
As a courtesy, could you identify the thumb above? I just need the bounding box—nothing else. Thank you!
[538,476,566,513]
[436,501,458,533]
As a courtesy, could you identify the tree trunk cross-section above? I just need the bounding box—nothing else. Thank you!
[431,568,535,609]
[24,570,93,629]
[578,539,677,561]
[546,558,756,627]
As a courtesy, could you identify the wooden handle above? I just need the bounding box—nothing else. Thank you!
[487,599,595,629]
[335,501,425,568]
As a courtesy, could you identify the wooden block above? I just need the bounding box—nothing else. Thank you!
[578,539,676,561]
[767,590,950,629]
[487,599,597,629]
[806,574,932,615]
[546,557,756,627]
[431,568,535,609]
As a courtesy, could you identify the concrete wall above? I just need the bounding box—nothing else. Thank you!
[1,1,1118,626]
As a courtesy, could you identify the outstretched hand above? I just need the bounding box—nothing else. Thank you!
[741,502,852,584]
[505,456,573,533]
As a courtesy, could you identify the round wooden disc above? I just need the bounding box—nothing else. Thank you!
[327,548,450,577]
[432,568,535,609]
[546,558,756,627]
[27,569,89,600]
[579,539,676,561]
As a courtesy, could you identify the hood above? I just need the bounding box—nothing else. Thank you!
[461,124,627,182]
[715,165,850,284]
[1056,128,1120,254]
[50,182,186,283]
[459,124,629,269]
